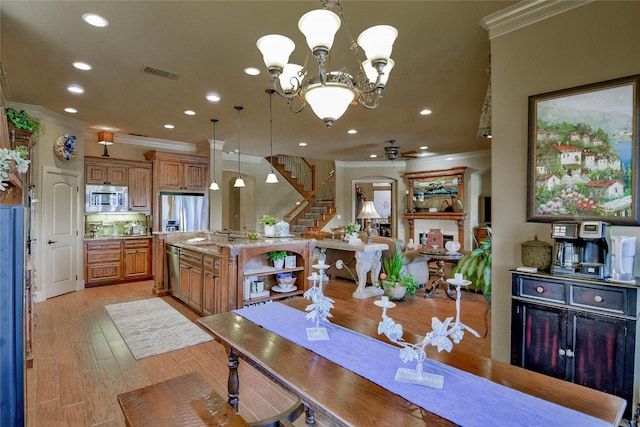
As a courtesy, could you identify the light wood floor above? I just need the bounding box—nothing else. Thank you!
[26,278,491,426]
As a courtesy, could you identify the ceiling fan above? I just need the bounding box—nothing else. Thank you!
[383,140,418,161]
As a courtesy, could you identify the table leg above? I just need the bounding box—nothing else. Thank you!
[425,260,457,300]
[227,346,240,411]
[352,250,384,299]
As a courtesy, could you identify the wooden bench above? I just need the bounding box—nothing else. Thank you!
[117,371,303,427]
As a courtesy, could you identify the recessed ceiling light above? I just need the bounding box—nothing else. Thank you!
[420,109,432,116]
[73,62,92,71]
[184,110,196,116]
[446,157,454,161]
[67,84,84,94]
[64,107,78,114]
[206,93,221,102]
[298,142,307,147]
[370,154,377,158]
[420,146,428,150]
[164,124,175,129]
[244,67,261,76]
[348,129,357,135]
[82,13,109,27]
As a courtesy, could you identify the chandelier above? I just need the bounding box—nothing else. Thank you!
[256,0,397,128]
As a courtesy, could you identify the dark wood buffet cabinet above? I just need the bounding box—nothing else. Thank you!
[511,271,638,418]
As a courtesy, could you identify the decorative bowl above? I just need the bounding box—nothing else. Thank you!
[277,277,297,287]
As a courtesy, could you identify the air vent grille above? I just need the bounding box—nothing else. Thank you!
[140,65,180,80]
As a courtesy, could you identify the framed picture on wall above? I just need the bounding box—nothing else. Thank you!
[526,74,640,225]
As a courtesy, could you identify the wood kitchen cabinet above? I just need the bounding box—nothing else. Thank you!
[123,239,152,280]
[85,161,128,186]
[85,157,153,213]
[203,254,223,316]
[127,166,152,213]
[85,238,153,286]
[144,151,209,192]
[511,271,638,418]
[179,248,204,313]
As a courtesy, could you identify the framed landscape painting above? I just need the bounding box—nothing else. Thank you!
[527,74,640,225]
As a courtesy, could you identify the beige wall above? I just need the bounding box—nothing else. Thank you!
[490,1,640,363]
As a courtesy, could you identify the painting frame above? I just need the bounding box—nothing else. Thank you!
[526,74,640,225]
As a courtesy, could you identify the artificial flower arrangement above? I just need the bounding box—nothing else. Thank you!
[0,146,30,191]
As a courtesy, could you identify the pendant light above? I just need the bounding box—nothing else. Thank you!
[209,119,220,191]
[233,106,246,188]
[265,89,279,184]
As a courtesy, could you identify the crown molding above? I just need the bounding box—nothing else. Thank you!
[481,0,594,40]
[336,159,407,169]
[82,130,198,153]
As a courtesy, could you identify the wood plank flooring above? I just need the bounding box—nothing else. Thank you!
[26,278,491,426]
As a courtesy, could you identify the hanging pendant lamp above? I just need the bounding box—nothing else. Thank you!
[233,106,246,188]
[265,89,279,184]
[209,118,220,191]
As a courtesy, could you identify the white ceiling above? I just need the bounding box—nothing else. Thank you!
[1,1,514,162]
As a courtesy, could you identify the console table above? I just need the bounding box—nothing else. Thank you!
[314,239,388,299]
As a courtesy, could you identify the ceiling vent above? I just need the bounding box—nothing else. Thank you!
[140,65,180,80]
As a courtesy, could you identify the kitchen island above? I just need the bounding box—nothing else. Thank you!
[153,231,313,315]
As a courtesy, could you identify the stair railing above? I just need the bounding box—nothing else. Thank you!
[276,155,315,194]
[285,170,335,227]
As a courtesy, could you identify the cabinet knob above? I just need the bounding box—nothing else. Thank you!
[594,295,603,303]
[536,286,544,294]
[558,349,566,356]
[566,349,575,358]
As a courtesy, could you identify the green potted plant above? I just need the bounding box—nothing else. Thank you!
[259,215,277,236]
[453,227,492,304]
[268,250,287,269]
[379,245,418,300]
[6,108,40,132]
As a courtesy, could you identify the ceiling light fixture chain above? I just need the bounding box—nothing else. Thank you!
[265,89,279,184]
[233,106,246,188]
[209,118,220,191]
[256,0,397,127]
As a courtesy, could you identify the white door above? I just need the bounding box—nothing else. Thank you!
[43,166,79,298]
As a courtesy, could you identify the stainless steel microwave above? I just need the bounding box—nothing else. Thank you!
[86,185,128,212]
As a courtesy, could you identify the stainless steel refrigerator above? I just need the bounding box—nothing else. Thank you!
[0,205,25,426]
[160,193,207,231]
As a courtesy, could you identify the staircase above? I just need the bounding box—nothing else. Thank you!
[267,155,336,236]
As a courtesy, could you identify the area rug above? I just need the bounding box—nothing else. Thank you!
[105,298,213,360]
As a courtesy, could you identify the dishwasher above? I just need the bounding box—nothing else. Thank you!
[166,245,180,298]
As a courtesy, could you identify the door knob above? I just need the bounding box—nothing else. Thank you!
[47,240,57,244]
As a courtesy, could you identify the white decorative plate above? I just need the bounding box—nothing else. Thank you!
[445,241,461,253]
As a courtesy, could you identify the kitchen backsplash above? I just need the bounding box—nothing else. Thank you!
[85,212,151,238]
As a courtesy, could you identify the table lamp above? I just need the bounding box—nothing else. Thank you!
[357,201,382,244]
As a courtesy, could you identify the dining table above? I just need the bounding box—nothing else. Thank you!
[197,297,625,427]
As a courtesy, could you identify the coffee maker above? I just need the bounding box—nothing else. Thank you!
[550,221,609,279]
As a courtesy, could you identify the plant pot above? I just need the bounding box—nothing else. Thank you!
[273,259,285,269]
[264,224,275,236]
[347,233,361,244]
[381,280,406,301]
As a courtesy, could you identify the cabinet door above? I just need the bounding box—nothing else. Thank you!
[158,160,183,190]
[183,162,207,191]
[85,164,108,185]
[202,270,216,316]
[128,167,152,212]
[570,311,630,397]
[188,265,203,313]
[511,301,567,380]
[123,247,150,279]
[179,262,191,304]
[107,166,128,186]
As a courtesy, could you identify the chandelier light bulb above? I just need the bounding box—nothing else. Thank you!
[357,25,398,62]
[257,34,295,70]
[298,9,341,52]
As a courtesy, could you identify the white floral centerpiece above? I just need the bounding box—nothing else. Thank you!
[0,147,30,191]
[344,222,361,244]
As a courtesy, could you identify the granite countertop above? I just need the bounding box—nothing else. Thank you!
[84,234,152,241]
[162,231,312,255]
